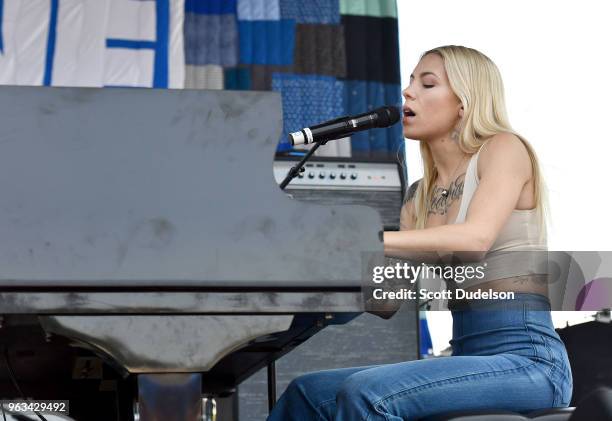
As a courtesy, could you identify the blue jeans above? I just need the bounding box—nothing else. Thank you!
[267,293,573,421]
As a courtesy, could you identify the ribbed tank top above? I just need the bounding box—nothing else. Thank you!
[448,141,548,287]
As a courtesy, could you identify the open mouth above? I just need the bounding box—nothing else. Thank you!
[404,108,416,117]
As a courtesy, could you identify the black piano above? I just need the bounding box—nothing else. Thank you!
[0,86,411,421]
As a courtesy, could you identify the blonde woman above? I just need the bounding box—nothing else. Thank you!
[267,46,572,420]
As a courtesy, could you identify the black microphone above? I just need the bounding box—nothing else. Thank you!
[288,106,400,146]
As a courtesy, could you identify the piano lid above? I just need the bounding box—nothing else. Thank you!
[0,86,382,288]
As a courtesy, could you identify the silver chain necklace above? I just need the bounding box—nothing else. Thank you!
[439,154,467,198]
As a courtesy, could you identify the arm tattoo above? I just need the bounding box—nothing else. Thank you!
[404,179,420,204]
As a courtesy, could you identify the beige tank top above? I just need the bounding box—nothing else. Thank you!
[448,141,548,288]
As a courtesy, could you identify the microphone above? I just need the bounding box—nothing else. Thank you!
[288,106,400,146]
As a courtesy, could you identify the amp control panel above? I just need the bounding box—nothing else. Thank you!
[273,161,402,191]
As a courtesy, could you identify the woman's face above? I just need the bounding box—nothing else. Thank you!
[402,53,463,141]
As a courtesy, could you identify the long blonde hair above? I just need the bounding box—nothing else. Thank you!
[411,45,548,239]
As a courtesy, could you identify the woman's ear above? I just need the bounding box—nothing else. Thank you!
[458,106,464,118]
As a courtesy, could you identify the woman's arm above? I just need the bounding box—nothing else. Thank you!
[384,133,533,260]
[394,179,447,263]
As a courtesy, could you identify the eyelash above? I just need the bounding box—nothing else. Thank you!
[423,84,434,88]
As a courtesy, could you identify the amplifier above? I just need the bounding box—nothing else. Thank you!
[273,159,406,230]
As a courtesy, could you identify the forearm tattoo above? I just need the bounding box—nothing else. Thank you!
[428,174,465,215]
[511,274,549,286]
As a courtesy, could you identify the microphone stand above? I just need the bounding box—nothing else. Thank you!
[270,138,329,412]
[279,139,328,190]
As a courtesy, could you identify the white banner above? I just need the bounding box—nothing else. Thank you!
[0,0,184,88]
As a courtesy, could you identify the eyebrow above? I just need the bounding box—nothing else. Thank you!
[409,71,439,79]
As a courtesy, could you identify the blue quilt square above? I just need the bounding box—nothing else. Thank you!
[272,74,345,147]
[224,67,252,90]
[344,80,403,156]
[238,20,295,66]
[185,14,239,66]
[185,0,237,15]
[279,0,340,24]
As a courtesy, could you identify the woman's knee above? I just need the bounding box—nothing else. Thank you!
[287,366,370,399]
[286,372,321,396]
[335,368,420,419]
[336,370,380,410]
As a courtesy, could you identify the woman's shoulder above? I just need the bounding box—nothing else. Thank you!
[477,132,532,180]
[479,132,526,156]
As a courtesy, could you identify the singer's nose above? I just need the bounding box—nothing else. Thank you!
[402,86,415,101]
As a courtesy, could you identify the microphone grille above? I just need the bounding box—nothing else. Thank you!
[374,106,400,127]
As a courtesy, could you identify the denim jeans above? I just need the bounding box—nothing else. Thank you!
[267,293,573,421]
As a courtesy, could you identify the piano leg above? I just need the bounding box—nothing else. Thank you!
[137,373,202,421]
[267,361,276,411]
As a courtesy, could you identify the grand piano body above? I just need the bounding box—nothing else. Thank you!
[0,87,386,420]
